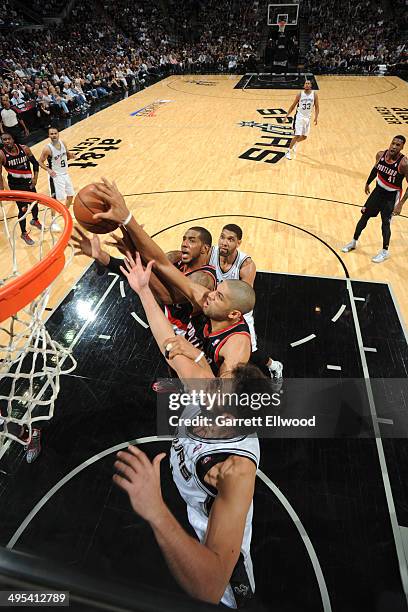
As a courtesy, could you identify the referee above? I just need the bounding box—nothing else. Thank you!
[0,98,29,144]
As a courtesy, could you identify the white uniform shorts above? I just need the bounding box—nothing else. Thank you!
[49,174,75,201]
[294,114,311,137]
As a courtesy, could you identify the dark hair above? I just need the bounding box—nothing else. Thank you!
[222,223,243,240]
[189,226,212,247]
[48,125,59,132]
[1,132,13,139]
[205,363,273,434]
[394,135,406,145]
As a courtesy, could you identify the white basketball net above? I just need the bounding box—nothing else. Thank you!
[0,200,76,446]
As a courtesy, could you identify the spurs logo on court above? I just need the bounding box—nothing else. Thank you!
[238,108,293,165]
[69,137,122,169]
[239,120,291,133]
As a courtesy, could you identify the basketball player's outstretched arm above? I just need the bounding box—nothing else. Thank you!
[114,447,255,604]
[121,252,213,380]
[93,178,208,308]
[72,227,187,306]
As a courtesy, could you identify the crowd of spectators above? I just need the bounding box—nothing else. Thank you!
[303,0,407,73]
[0,0,406,137]
[31,0,68,17]
[0,0,26,28]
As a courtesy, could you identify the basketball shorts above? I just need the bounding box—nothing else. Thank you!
[8,179,36,200]
[364,185,400,218]
[49,174,74,201]
[294,114,311,136]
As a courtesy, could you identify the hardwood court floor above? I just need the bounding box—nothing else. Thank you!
[1,74,407,324]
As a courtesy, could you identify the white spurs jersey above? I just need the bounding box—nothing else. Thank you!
[170,401,260,608]
[47,141,68,175]
[209,246,257,351]
[297,90,315,118]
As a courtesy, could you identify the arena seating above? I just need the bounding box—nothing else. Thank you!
[0,0,406,134]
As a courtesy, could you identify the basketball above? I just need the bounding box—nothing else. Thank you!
[73,183,119,234]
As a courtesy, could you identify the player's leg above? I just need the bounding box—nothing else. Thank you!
[286,115,305,159]
[64,174,75,209]
[246,312,283,388]
[296,119,310,150]
[286,135,299,159]
[0,412,42,463]
[49,175,66,232]
[16,200,35,245]
[28,185,42,232]
[250,346,283,390]
[342,189,380,252]
[372,195,394,263]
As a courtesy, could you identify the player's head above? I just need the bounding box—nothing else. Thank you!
[48,126,59,142]
[180,226,212,264]
[218,224,243,257]
[202,279,255,322]
[304,80,312,92]
[389,135,406,155]
[202,362,273,435]
[1,133,15,150]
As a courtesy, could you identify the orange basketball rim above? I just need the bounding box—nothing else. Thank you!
[0,191,72,322]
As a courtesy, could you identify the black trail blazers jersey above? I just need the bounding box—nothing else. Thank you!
[203,318,251,375]
[3,144,33,185]
[165,261,216,332]
[376,150,405,196]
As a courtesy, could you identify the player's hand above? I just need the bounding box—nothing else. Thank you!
[393,204,403,216]
[92,177,131,225]
[104,226,137,257]
[113,445,167,524]
[120,251,154,293]
[163,335,202,362]
[314,118,318,125]
[365,184,371,196]
[72,227,103,261]
[48,169,57,178]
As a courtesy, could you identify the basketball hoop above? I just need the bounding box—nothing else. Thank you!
[0,191,77,446]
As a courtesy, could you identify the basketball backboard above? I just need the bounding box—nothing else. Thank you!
[267,3,299,26]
